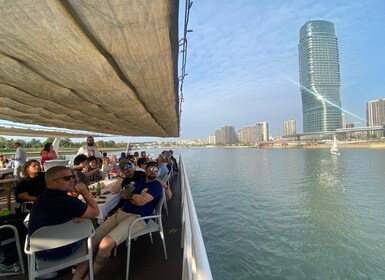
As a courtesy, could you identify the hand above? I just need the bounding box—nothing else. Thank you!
[166,188,172,200]
[131,194,147,206]
[73,182,88,195]
[118,173,127,179]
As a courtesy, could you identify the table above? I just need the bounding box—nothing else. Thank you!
[88,179,122,224]
[0,178,18,210]
[0,168,13,178]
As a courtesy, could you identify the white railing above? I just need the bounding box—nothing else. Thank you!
[179,156,213,280]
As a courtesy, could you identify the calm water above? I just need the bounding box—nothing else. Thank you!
[178,148,385,280]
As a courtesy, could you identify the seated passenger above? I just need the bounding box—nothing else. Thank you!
[87,156,103,182]
[101,157,113,177]
[72,154,98,187]
[157,154,169,180]
[0,154,10,168]
[109,155,119,176]
[27,166,99,272]
[118,152,127,162]
[136,158,147,172]
[14,160,46,206]
[140,151,149,161]
[74,162,163,279]
[136,158,172,200]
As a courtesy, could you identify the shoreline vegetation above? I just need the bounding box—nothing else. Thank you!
[1,141,385,157]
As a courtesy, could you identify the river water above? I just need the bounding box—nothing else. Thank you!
[178,148,385,280]
[65,147,385,279]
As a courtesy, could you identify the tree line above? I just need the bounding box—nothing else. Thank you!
[0,137,128,150]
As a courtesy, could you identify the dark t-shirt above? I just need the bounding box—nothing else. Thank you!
[28,188,87,235]
[122,178,163,217]
[14,172,46,203]
[28,188,88,259]
[73,168,90,186]
[112,171,146,210]
[121,171,146,189]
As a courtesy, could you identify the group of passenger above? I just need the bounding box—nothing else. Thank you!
[1,141,57,179]
[2,135,177,279]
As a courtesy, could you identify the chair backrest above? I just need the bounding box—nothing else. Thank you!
[43,160,69,171]
[28,219,94,253]
[0,224,25,275]
[0,224,18,245]
[155,190,166,215]
[162,174,170,184]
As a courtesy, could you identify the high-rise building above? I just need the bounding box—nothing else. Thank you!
[238,125,259,144]
[208,135,216,145]
[283,119,296,135]
[367,98,385,127]
[215,125,238,144]
[298,20,342,132]
[256,122,269,142]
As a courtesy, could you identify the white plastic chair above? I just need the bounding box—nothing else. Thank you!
[0,224,25,275]
[20,202,33,213]
[24,219,95,280]
[161,174,170,216]
[124,193,167,280]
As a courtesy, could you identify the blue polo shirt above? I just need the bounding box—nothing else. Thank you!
[122,178,162,217]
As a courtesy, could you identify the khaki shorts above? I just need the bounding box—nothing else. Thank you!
[93,209,146,246]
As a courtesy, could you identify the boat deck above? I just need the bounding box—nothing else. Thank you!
[1,173,183,280]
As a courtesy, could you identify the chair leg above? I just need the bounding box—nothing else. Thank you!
[126,239,132,280]
[28,255,34,280]
[13,230,25,274]
[88,238,94,280]
[149,232,153,244]
[159,225,168,260]
[163,198,169,217]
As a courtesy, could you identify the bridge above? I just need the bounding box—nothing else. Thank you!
[282,126,384,141]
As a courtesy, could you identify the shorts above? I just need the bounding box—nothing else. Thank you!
[93,209,146,246]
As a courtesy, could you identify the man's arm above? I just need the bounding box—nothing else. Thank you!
[130,192,154,206]
[76,147,84,156]
[73,183,99,218]
[111,175,126,193]
[157,178,172,200]
[13,147,21,160]
[17,192,37,202]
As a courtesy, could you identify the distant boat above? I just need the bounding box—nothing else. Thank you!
[330,134,341,155]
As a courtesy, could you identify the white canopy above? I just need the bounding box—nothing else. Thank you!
[0,0,180,137]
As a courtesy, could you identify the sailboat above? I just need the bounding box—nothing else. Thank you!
[330,134,341,155]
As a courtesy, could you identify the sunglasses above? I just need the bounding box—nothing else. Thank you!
[147,167,159,172]
[53,175,75,181]
[122,165,133,170]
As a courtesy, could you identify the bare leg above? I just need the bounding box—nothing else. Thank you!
[83,235,116,280]
[74,237,101,279]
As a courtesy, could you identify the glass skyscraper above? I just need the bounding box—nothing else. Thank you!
[298,20,342,132]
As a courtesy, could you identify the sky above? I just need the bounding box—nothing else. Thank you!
[2,0,385,143]
[178,0,385,139]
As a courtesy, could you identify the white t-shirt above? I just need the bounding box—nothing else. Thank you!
[76,146,102,158]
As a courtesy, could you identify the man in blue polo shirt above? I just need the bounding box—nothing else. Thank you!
[75,161,163,279]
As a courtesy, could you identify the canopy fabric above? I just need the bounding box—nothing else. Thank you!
[0,0,180,137]
[0,126,94,138]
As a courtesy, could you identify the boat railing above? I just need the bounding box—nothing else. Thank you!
[179,155,213,280]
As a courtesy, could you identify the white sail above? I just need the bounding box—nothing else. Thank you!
[330,135,340,155]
